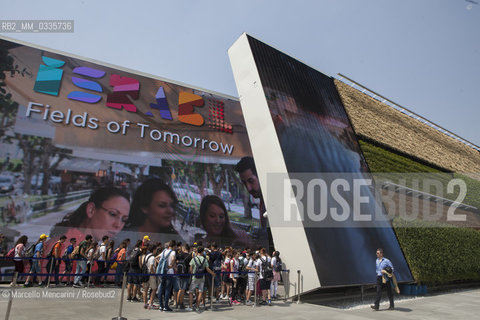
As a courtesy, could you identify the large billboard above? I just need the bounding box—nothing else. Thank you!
[229,34,413,289]
[0,36,268,253]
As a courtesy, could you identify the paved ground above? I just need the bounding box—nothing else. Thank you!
[0,285,479,320]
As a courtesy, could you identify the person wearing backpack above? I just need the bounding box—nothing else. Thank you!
[171,242,182,309]
[85,241,98,286]
[140,244,157,309]
[245,251,259,305]
[103,240,115,284]
[73,234,93,288]
[270,251,282,300]
[60,238,76,286]
[24,234,48,287]
[175,243,191,310]
[220,249,232,300]
[208,242,223,301]
[95,235,109,286]
[46,235,66,286]
[156,240,176,312]
[126,240,142,302]
[237,251,248,303]
[10,235,28,285]
[229,250,241,305]
[186,246,215,312]
[258,248,273,306]
[114,241,128,287]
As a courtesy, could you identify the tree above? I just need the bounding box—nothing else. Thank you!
[17,135,43,194]
[165,160,254,217]
[1,44,68,195]
[16,135,70,195]
[39,140,70,195]
[0,46,32,141]
[206,164,227,197]
[179,161,208,197]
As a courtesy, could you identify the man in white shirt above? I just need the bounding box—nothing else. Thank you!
[245,252,259,305]
[142,244,157,309]
[157,240,176,312]
[96,235,108,286]
[258,248,272,306]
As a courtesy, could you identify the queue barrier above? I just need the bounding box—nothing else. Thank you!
[0,255,130,262]
[0,255,291,278]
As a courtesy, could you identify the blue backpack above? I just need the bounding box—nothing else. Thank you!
[156,250,172,275]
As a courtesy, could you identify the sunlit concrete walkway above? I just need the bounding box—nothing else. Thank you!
[0,285,479,320]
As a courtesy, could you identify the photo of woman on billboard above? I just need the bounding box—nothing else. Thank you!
[48,187,131,243]
[125,179,179,238]
[199,195,251,248]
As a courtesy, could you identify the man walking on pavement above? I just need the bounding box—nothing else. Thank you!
[371,248,394,311]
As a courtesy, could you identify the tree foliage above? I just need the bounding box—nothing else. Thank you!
[0,46,32,140]
[1,46,68,195]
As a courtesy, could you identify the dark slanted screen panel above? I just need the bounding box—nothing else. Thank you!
[231,34,412,288]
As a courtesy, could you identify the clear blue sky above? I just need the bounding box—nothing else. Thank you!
[2,0,479,146]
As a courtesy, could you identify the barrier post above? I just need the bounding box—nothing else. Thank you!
[253,271,258,308]
[284,269,289,303]
[47,257,54,287]
[210,273,214,310]
[87,259,93,288]
[296,270,302,304]
[226,271,232,307]
[4,272,18,320]
[112,272,127,320]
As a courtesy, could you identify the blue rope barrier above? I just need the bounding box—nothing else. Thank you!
[0,253,291,282]
[0,269,290,279]
[0,256,128,263]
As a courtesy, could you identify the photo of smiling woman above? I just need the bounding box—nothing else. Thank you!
[48,187,130,247]
[124,179,181,242]
[200,195,251,248]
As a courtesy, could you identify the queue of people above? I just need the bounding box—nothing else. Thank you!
[116,238,283,310]
[141,240,282,310]
[117,239,284,311]
[4,231,284,311]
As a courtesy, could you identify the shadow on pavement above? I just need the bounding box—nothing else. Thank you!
[392,307,412,312]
